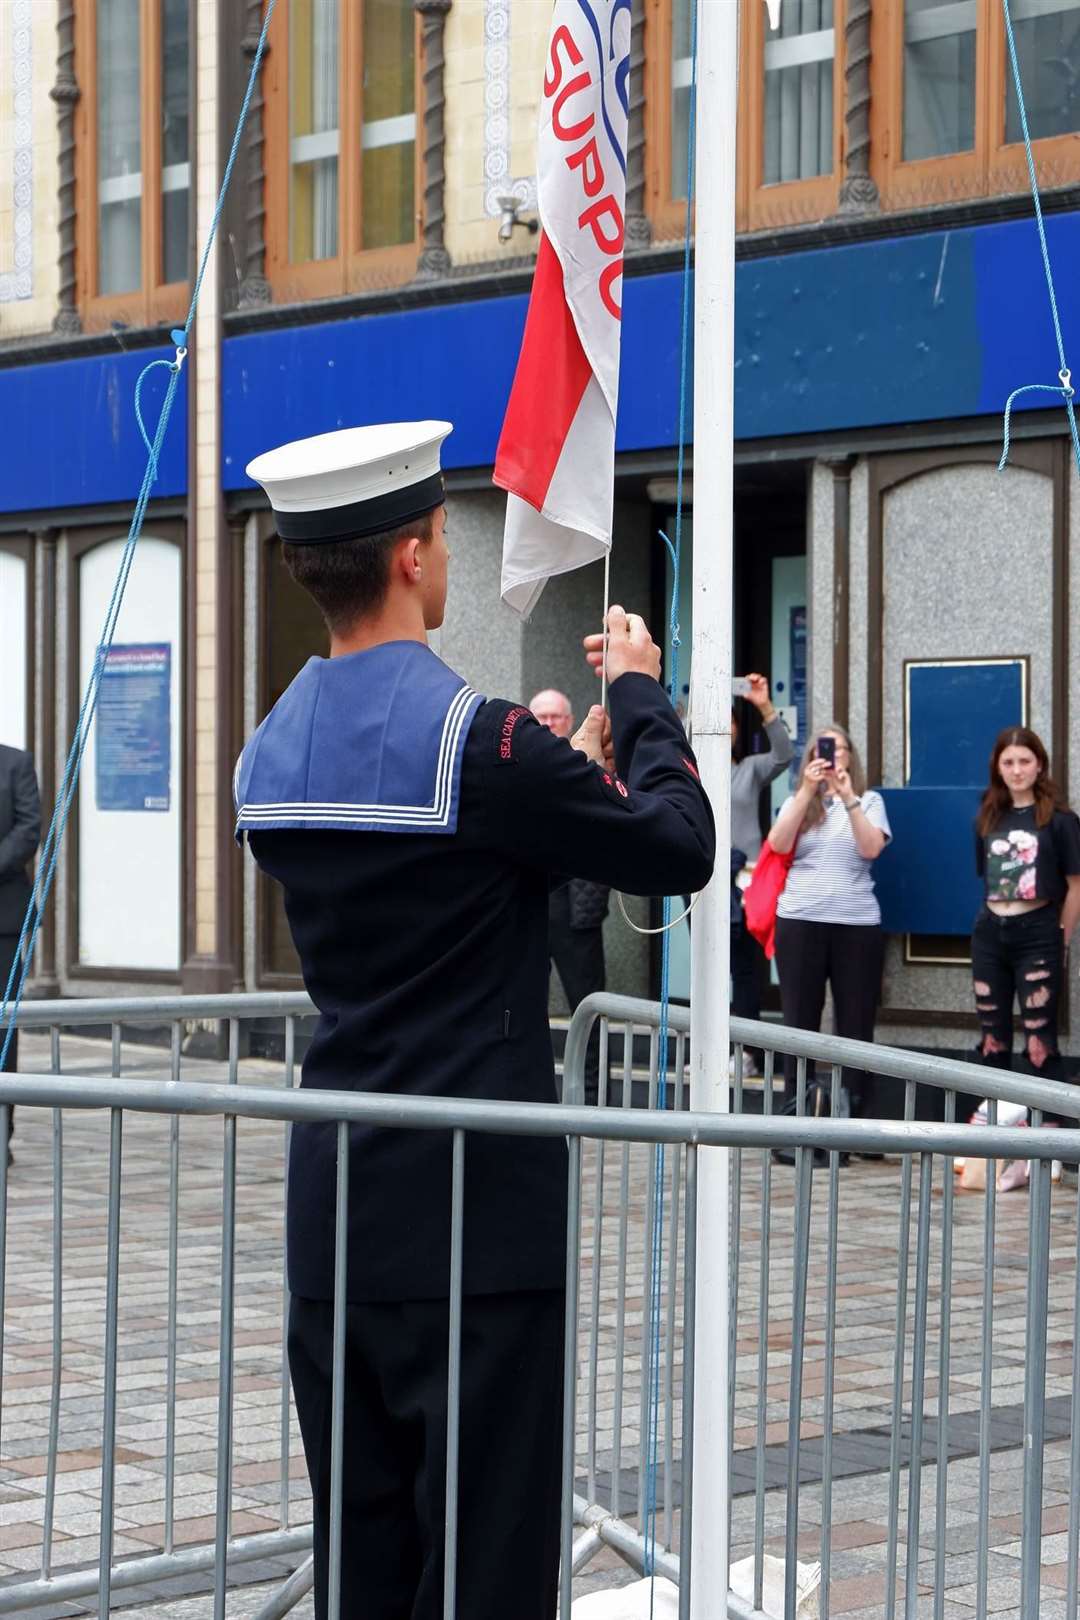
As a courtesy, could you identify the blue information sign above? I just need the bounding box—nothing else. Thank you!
[790,605,807,743]
[95,644,172,812]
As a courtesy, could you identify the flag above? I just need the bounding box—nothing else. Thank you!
[495,1,631,619]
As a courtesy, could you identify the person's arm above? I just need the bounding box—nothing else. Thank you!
[1061,874,1080,946]
[742,677,794,787]
[1055,812,1080,946]
[769,756,829,854]
[833,769,888,860]
[0,753,41,878]
[482,607,715,896]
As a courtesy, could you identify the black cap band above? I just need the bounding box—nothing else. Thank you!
[275,472,445,544]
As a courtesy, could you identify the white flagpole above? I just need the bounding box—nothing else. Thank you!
[688,0,737,1611]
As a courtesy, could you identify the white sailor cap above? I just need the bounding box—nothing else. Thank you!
[246,420,453,545]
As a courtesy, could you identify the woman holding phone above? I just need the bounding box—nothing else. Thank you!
[767,724,891,1124]
[971,726,1080,1187]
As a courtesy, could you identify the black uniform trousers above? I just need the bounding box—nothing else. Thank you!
[774,918,884,1112]
[549,886,605,1102]
[288,1288,565,1620]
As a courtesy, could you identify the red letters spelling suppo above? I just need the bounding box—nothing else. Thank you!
[543,24,625,322]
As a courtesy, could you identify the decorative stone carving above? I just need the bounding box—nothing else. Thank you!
[483,0,535,221]
[1,0,34,307]
[838,0,879,215]
[415,0,453,278]
[238,0,272,308]
[625,0,652,251]
[50,2,80,330]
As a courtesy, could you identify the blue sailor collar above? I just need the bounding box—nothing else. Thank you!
[234,640,484,839]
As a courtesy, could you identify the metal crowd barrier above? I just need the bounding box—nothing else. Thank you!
[566,993,1080,1620]
[0,990,1076,1617]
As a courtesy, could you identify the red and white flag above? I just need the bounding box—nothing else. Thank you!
[494,1,631,619]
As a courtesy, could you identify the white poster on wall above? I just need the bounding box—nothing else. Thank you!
[0,551,27,751]
[79,538,182,971]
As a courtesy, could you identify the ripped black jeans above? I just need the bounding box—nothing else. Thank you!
[971,905,1070,1119]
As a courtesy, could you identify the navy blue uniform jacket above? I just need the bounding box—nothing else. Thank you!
[249,672,715,1302]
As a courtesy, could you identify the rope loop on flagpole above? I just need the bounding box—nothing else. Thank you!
[616,889,701,934]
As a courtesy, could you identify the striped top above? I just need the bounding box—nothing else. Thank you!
[776,790,892,926]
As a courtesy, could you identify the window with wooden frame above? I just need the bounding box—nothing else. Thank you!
[739,0,844,231]
[74,0,190,329]
[647,0,844,236]
[264,0,420,302]
[644,0,696,241]
[872,0,1080,210]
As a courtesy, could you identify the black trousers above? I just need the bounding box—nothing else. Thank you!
[971,905,1073,1122]
[0,936,18,1139]
[774,918,884,1111]
[288,1289,565,1620]
[0,935,18,1076]
[549,888,605,1101]
[731,921,767,1070]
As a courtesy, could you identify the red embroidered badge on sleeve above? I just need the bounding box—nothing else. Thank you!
[600,770,631,807]
[495,706,532,765]
[682,756,701,782]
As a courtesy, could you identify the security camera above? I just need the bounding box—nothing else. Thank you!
[496,196,539,244]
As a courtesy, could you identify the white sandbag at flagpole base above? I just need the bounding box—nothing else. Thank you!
[571,1576,680,1618]
[730,1556,822,1618]
[570,1559,821,1619]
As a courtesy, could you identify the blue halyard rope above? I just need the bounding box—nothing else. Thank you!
[998,0,1080,478]
[644,0,698,1599]
[0,0,277,1073]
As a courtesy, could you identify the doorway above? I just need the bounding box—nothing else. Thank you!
[655,461,809,1003]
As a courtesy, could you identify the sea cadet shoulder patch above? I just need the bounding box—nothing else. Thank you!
[494,705,533,765]
[599,768,631,808]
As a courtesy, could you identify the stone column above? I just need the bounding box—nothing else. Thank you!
[31,532,59,996]
[50,0,81,334]
[838,0,879,215]
[824,456,854,728]
[625,0,652,250]
[414,0,453,278]
[183,0,241,994]
[238,0,272,307]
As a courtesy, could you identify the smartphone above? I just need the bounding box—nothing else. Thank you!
[817,735,836,768]
[732,676,752,699]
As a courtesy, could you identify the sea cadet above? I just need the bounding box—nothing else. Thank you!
[235,420,715,1620]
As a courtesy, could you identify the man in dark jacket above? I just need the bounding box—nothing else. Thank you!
[530,688,611,1102]
[0,741,41,1056]
[0,744,42,1088]
[236,421,714,1620]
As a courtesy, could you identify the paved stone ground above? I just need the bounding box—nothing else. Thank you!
[0,1032,1077,1616]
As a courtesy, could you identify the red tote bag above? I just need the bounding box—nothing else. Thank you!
[742,838,796,960]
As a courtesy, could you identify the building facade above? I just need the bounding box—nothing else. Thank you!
[2,0,1080,1055]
